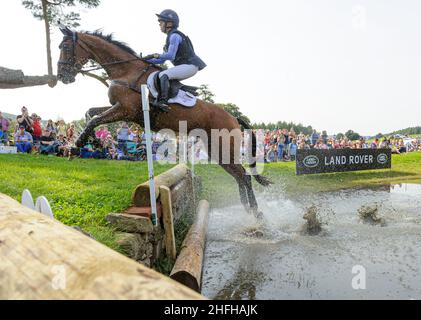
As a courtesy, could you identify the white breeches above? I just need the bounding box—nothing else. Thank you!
[159,64,199,81]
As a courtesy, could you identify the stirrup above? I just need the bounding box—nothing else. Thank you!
[152,99,170,113]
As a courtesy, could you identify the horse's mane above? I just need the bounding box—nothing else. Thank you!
[83,30,137,57]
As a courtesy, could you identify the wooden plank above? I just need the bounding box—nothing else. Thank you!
[170,200,209,293]
[0,193,203,300]
[159,186,177,262]
[132,164,190,207]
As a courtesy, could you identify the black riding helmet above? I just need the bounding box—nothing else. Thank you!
[156,9,179,28]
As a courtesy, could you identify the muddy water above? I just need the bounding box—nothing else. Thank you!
[202,183,421,299]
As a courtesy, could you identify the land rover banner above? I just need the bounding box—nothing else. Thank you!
[296,148,392,175]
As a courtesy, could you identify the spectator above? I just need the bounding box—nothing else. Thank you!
[0,111,11,145]
[14,125,33,153]
[128,126,139,141]
[16,106,33,134]
[117,122,129,154]
[56,133,70,157]
[103,134,117,159]
[39,129,57,155]
[31,113,42,144]
[67,123,75,145]
[95,125,109,141]
[56,120,67,137]
[46,119,56,137]
[277,131,285,161]
[310,129,320,146]
[287,139,297,160]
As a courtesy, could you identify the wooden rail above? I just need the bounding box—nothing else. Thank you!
[0,193,203,300]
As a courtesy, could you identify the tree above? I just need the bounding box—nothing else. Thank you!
[345,129,361,141]
[336,132,345,140]
[21,0,101,87]
[217,103,251,127]
[197,84,215,103]
[375,133,385,139]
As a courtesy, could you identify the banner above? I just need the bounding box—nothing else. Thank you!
[296,148,391,175]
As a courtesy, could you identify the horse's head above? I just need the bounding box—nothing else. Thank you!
[57,26,90,84]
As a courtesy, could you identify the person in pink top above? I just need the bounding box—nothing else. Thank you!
[95,125,109,141]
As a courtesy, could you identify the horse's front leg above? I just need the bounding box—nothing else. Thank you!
[76,102,122,147]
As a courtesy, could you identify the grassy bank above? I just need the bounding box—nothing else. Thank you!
[0,154,173,251]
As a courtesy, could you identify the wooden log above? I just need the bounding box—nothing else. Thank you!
[132,164,190,207]
[159,186,177,261]
[170,200,210,293]
[0,66,56,89]
[0,193,203,300]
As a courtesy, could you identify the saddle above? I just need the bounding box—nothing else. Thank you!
[152,72,199,98]
[146,71,198,108]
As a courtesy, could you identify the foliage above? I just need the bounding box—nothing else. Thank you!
[197,84,215,103]
[336,132,345,140]
[375,133,385,139]
[217,103,251,127]
[389,126,421,136]
[252,121,314,135]
[345,129,361,141]
[22,0,101,27]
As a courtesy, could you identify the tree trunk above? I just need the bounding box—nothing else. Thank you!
[41,0,56,88]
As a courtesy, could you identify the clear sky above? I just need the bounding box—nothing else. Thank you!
[1,0,420,135]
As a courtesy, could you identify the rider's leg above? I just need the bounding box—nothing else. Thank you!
[153,65,198,112]
[160,64,199,81]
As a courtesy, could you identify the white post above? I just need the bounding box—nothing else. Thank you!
[141,85,158,227]
[190,136,195,177]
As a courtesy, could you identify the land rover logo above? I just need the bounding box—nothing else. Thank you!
[303,155,319,168]
[377,153,388,164]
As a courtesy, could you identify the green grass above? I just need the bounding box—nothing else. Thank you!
[1,152,421,274]
[0,154,174,251]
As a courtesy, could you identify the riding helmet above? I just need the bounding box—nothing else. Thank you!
[156,9,179,28]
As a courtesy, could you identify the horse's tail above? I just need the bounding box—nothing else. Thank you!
[236,117,273,187]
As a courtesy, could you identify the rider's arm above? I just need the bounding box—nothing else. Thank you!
[147,33,182,64]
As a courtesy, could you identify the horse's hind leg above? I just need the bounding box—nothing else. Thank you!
[76,102,122,147]
[221,164,249,210]
[85,106,112,122]
[221,164,261,218]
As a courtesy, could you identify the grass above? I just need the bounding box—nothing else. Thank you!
[1,152,421,273]
[0,154,174,251]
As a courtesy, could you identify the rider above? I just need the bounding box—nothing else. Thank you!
[143,9,206,112]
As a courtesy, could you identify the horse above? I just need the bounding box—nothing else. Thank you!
[57,26,272,216]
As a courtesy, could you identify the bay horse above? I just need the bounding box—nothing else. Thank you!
[57,27,272,216]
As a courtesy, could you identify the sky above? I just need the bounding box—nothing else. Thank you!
[1,0,420,135]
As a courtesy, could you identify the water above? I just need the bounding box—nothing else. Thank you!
[202,183,421,300]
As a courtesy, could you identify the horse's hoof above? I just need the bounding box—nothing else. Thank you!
[248,208,264,220]
[254,211,264,220]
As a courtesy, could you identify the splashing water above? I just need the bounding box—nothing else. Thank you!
[202,183,421,299]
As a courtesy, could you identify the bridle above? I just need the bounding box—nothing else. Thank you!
[58,31,143,75]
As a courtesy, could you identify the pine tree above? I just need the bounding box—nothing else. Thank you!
[21,0,101,87]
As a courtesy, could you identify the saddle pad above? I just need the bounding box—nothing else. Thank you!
[147,71,197,108]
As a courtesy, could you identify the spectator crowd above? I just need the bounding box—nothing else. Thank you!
[0,106,162,161]
[1,107,421,163]
[261,128,421,163]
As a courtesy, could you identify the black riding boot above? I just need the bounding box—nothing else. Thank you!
[152,74,170,112]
